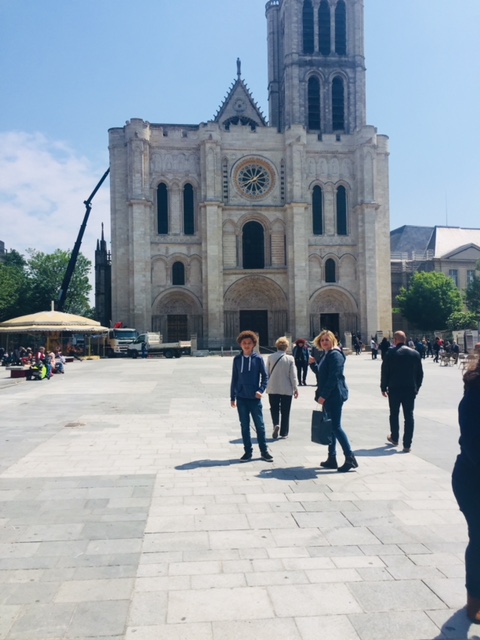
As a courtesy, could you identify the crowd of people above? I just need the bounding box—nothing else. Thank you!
[0,345,66,380]
[229,328,480,623]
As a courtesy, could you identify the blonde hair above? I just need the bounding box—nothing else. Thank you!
[275,336,290,351]
[313,330,338,350]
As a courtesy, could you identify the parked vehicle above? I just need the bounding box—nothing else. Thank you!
[105,327,138,357]
[127,332,191,359]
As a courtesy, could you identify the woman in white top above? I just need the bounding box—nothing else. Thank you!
[266,337,298,439]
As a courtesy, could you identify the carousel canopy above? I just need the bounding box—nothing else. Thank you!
[0,310,109,333]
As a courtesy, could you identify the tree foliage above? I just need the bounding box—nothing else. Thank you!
[446,311,478,331]
[396,271,463,331]
[0,248,92,320]
[465,259,480,317]
[0,262,26,322]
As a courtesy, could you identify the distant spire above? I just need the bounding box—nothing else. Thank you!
[237,57,241,79]
[101,222,105,241]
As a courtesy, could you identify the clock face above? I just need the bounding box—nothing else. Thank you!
[235,160,274,199]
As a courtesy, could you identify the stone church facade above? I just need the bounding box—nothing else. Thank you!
[109,0,392,348]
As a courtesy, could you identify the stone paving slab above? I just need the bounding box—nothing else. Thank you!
[0,355,478,639]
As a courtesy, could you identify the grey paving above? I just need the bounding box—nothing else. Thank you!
[0,354,478,639]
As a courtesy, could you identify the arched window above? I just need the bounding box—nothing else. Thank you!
[335,0,347,55]
[312,186,323,235]
[318,0,331,55]
[172,261,185,286]
[325,258,336,283]
[183,183,194,235]
[308,77,321,131]
[243,221,265,269]
[332,76,345,131]
[336,186,348,236]
[303,0,314,54]
[157,183,169,234]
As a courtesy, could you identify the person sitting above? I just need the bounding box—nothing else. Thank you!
[27,360,47,381]
[55,351,66,374]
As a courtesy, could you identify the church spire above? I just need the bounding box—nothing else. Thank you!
[236,57,241,79]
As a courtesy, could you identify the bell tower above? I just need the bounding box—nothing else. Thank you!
[266,0,366,133]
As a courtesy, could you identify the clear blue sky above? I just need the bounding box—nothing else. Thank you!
[1,0,479,267]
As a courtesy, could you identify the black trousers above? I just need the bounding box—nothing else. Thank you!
[452,466,480,598]
[388,389,416,448]
[295,363,308,384]
[268,394,293,437]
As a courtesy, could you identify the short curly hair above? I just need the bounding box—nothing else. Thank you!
[275,336,290,351]
[237,330,257,346]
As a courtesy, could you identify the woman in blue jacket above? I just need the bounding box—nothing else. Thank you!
[452,354,480,623]
[310,330,358,473]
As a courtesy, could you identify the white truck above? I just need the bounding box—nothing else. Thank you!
[127,332,191,359]
[103,327,138,357]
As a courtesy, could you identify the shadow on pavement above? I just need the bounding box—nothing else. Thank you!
[257,466,318,481]
[175,459,240,470]
[433,608,480,640]
[354,446,398,458]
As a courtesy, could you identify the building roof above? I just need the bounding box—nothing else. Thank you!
[213,59,267,130]
[430,226,480,258]
[390,225,434,258]
[391,225,480,260]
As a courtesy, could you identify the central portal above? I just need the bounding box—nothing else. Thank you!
[320,313,340,337]
[240,310,268,347]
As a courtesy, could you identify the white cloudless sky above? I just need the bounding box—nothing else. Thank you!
[1,0,479,269]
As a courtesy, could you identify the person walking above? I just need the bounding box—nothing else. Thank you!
[310,330,358,473]
[380,330,424,452]
[230,331,273,462]
[379,337,391,360]
[266,337,298,439]
[292,339,310,385]
[452,353,480,623]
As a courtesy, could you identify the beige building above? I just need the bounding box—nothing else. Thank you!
[391,226,480,331]
[109,0,391,348]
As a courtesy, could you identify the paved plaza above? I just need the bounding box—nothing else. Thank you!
[0,352,479,640]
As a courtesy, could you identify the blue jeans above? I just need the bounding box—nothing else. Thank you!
[324,401,353,457]
[236,397,268,455]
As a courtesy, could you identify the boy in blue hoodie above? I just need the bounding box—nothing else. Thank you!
[230,331,273,462]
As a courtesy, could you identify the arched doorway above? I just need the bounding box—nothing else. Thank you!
[152,290,203,345]
[224,276,288,348]
[309,287,358,341]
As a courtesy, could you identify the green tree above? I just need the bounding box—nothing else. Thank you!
[0,262,26,321]
[396,271,463,331]
[465,259,480,317]
[446,311,478,331]
[24,249,92,316]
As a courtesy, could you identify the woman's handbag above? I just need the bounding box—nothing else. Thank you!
[311,407,333,445]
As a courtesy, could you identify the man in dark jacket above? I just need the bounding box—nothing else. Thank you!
[380,331,424,452]
[230,330,273,462]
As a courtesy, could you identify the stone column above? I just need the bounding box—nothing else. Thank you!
[203,203,224,348]
[128,199,153,333]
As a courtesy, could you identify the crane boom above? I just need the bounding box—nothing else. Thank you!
[57,168,110,312]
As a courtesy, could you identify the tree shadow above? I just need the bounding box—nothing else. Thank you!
[432,608,479,639]
[257,466,318,481]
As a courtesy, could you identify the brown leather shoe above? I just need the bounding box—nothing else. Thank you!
[467,593,480,623]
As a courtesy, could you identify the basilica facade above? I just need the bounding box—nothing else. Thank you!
[108,0,392,348]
